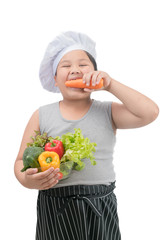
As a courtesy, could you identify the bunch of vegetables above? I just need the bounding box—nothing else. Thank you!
[21,128,97,180]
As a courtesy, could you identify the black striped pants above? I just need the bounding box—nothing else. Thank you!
[36,183,121,240]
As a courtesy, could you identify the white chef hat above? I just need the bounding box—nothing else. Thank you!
[39,31,97,93]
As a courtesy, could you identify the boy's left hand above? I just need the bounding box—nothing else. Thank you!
[82,71,112,92]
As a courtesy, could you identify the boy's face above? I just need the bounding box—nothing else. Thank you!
[54,50,95,99]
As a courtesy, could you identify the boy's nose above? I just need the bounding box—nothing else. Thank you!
[71,70,80,74]
[70,66,81,74]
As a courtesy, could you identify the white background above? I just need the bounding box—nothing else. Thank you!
[0,0,160,239]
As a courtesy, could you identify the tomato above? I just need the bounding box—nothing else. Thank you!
[57,172,63,180]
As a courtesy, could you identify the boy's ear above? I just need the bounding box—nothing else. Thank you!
[54,76,58,86]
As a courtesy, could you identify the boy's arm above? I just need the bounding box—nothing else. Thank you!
[14,109,40,186]
[108,79,159,129]
[83,71,159,130]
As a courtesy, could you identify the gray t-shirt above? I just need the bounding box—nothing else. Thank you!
[39,99,116,187]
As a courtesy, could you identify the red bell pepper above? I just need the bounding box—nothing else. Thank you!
[44,140,64,159]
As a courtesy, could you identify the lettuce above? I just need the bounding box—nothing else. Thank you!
[55,128,97,171]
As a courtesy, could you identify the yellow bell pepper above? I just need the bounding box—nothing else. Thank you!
[38,151,60,171]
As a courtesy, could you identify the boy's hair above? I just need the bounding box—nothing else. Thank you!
[85,51,97,71]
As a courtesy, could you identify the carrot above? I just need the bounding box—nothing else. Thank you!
[65,78,103,89]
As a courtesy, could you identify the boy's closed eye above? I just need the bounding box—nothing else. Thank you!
[62,65,71,67]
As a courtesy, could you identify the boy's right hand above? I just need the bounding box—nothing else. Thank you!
[24,167,60,190]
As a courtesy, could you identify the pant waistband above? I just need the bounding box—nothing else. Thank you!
[40,182,115,197]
